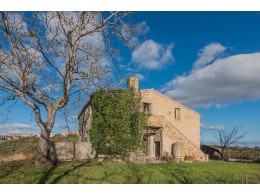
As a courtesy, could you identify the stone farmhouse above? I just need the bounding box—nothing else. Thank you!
[78,77,208,162]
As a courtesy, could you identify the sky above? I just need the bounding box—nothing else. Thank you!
[1,12,260,146]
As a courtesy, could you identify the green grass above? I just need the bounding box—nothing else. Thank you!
[0,135,78,158]
[1,138,260,184]
[0,160,260,184]
[0,137,38,157]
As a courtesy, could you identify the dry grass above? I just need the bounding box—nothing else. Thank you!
[0,153,33,162]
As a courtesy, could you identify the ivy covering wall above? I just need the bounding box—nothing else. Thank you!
[89,89,147,155]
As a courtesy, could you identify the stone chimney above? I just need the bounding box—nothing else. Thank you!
[127,76,139,91]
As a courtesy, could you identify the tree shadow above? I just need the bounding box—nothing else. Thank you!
[50,161,90,184]
[38,160,129,184]
[37,160,92,184]
[126,163,143,184]
[37,163,58,184]
[77,168,123,184]
[158,164,192,184]
[0,160,25,179]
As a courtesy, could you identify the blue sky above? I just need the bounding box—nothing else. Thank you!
[1,12,260,146]
[119,12,260,146]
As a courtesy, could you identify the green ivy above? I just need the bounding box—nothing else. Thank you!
[89,88,147,156]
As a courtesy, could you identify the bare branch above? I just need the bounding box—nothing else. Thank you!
[0,11,139,161]
[212,125,247,160]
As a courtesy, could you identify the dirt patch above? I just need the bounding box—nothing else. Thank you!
[0,153,33,162]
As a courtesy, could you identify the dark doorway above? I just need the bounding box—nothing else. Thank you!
[155,142,161,157]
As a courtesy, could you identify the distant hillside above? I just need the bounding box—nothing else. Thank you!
[0,134,78,161]
[0,137,38,157]
[201,145,260,162]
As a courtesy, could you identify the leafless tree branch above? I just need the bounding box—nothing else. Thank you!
[0,11,140,162]
[212,125,247,160]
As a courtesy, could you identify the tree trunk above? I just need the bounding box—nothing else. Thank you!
[35,109,56,163]
[220,148,228,161]
[36,127,51,162]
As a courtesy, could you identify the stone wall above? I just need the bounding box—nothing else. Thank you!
[163,119,207,161]
[75,142,96,160]
[141,89,201,148]
[50,142,95,161]
[78,103,92,142]
[125,151,146,163]
[148,115,207,162]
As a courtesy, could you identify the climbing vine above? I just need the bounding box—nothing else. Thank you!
[89,88,147,155]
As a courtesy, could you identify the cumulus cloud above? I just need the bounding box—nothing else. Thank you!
[0,123,36,135]
[131,40,174,70]
[163,52,260,108]
[193,43,227,70]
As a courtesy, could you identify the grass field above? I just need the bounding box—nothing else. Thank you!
[1,137,260,184]
[0,160,260,184]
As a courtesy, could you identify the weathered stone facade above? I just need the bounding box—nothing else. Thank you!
[147,115,206,161]
[50,142,95,161]
[78,76,207,162]
[78,100,92,142]
[141,89,201,148]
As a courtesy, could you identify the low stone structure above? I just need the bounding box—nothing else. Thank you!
[125,151,146,163]
[50,142,74,161]
[50,142,95,161]
[75,142,96,160]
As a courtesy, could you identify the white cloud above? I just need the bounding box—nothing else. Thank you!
[193,43,227,70]
[68,115,78,120]
[139,21,150,35]
[133,73,145,81]
[201,123,225,130]
[0,123,34,130]
[0,123,36,135]
[131,40,174,70]
[54,124,69,128]
[163,52,260,108]
[127,21,150,48]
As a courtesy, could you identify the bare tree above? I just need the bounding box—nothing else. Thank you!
[212,125,246,161]
[0,11,141,162]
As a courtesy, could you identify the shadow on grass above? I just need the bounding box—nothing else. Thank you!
[37,163,58,184]
[126,163,156,184]
[158,164,193,184]
[126,163,142,184]
[77,168,123,184]
[0,161,25,179]
[125,163,184,184]
[38,161,90,184]
[50,162,90,184]
[39,161,123,184]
